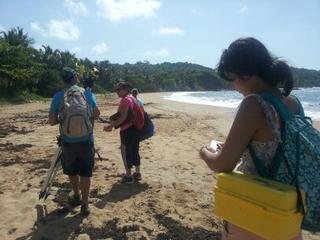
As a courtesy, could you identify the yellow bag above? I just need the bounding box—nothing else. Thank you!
[214,171,305,240]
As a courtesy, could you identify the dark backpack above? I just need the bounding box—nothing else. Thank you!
[250,92,320,232]
[137,111,154,141]
[59,86,93,138]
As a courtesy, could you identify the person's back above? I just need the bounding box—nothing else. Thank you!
[59,85,93,140]
[49,67,100,215]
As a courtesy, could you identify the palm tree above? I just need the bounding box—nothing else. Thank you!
[0,27,34,47]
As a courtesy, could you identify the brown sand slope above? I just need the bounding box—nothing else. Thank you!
[0,92,319,240]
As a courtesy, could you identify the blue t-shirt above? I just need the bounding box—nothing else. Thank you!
[49,84,97,143]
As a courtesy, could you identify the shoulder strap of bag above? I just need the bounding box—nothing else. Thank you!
[291,95,305,117]
[248,145,270,178]
[253,92,306,215]
[259,92,294,121]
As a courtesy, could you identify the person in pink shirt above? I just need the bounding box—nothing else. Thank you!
[103,82,142,184]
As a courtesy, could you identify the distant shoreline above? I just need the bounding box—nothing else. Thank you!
[140,92,320,131]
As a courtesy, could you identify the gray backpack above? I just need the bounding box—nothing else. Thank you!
[59,86,93,138]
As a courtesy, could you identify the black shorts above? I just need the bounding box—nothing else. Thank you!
[61,141,95,177]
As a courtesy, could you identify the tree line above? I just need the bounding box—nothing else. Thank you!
[1,27,320,100]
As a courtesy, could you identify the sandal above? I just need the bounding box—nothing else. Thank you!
[120,175,134,184]
[133,172,142,182]
[68,194,81,206]
[80,204,90,216]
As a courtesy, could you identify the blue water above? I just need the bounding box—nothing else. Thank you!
[164,87,320,120]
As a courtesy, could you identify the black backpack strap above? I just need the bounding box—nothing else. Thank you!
[250,142,306,215]
[293,134,306,215]
[254,92,307,215]
[280,142,306,215]
[248,144,270,178]
[291,95,305,117]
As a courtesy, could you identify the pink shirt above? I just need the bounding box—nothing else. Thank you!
[118,95,134,131]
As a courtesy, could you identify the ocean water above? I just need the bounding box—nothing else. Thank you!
[164,87,320,120]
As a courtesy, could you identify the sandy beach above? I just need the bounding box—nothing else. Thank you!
[0,92,319,240]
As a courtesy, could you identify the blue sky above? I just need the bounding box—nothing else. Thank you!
[1,0,319,70]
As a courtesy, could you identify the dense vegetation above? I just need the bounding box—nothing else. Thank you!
[1,27,320,101]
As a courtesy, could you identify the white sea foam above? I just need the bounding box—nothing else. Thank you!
[163,88,320,120]
[305,111,320,120]
[164,91,241,108]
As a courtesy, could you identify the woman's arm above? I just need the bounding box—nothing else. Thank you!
[93,107,100,120]
[200,96,263,172]
[48,113,59,126]
[104,105,130,131]
[111,105,129,127]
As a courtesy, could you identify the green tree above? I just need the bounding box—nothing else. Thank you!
[0,42,42,95]
[0,27,34,47]
[35,46,79,96]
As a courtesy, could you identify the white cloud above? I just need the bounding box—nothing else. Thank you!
[48,20,80,40]
[64,0,89,16]
[31,22,45,34]
[155,27,184,35]
[182,55,193,62]
[239,5,248,14]
[71,46,81,54]
[143,48,168,58]
[91,42,109,54]
[31,20,80,41]
[0,24,6,32]
[96,0,161,22]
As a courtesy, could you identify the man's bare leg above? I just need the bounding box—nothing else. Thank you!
[79,176,90,205]
[69,175,80,196]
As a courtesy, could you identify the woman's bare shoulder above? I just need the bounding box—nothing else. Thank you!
[239,94,263,112]
[235,94,266,122]
[284,95,300,114]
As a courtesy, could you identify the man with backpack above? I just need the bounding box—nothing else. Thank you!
[48,67,100,216]
[103,82,144,184]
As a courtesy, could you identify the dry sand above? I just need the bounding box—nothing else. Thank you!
[0,92,319,240]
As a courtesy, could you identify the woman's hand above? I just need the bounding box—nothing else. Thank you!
[103,124,113,132]
[199,144,230,172]
[217,143,224,151]
[199,146,216,161]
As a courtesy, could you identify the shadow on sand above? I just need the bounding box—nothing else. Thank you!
[94,181,150,209]
[154,213,221,240]
[16,204,85,240]
[80,218,141,240]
